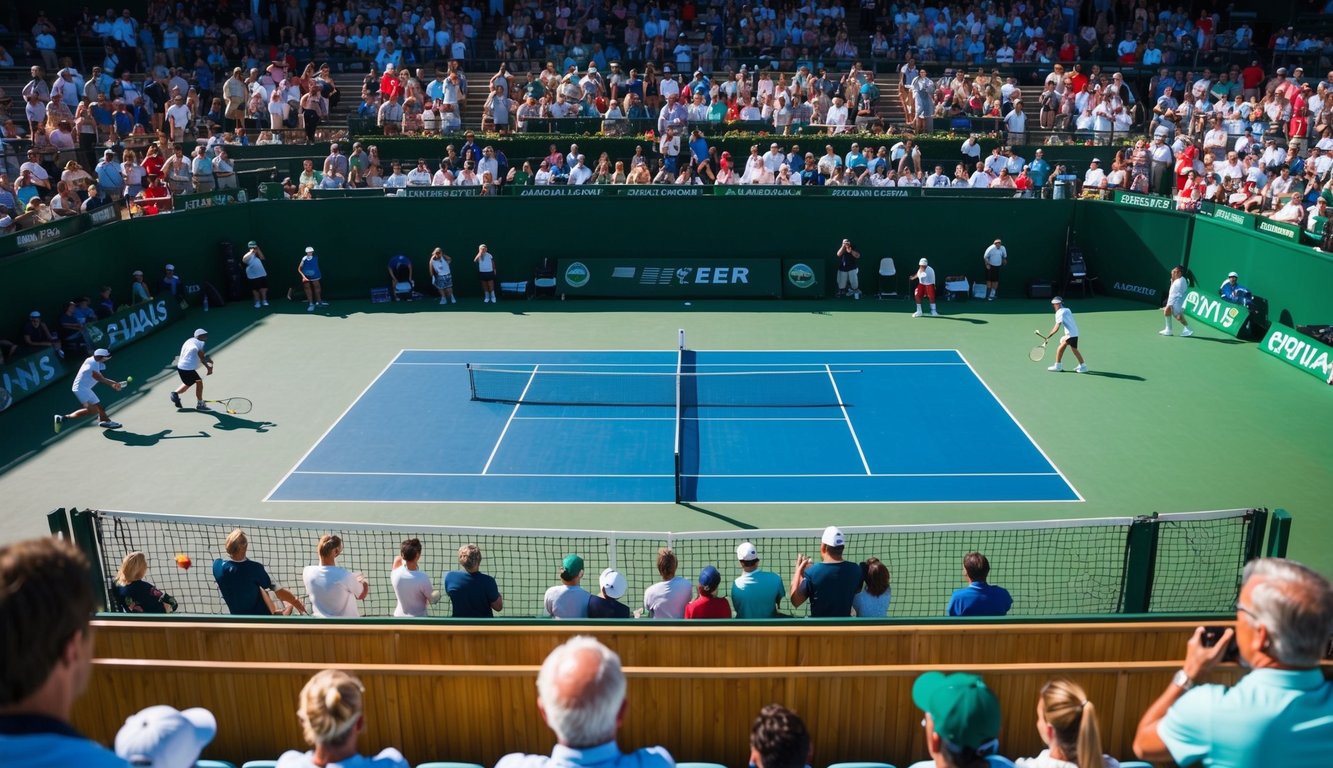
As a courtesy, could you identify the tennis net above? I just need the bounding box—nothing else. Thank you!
[81,508,1261,619]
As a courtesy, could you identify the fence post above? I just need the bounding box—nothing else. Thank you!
[1243,507,1268,562]
[46,508,70,539]
[1265,508,1291,558]
[70,508,109,612]
[1122,514,1159,613]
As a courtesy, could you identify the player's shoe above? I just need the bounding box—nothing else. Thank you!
[1047,363,1064,372]
[262,300,270,306]
[449,297,457,304]
[912,309,923,317]
[1158,329,1172,336]
[1181,327,1194,337]
[196,403,213,412]
[853,290,862,299]
[53,414,63,434]
[1075,364,1089,373]
[317,301,329,306]
[98,420,122,429]
[169,392,182,408]
[307,303,315,312]
[254,300,261,308]
[930,309,939,316]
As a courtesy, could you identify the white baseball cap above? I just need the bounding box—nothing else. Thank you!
[193,328,208,338]
[93,348,112,358]
[821,526,845,547]
[164,264,175,270]
[305,246,315,253]
[919,258,929,266]
[1051,296,1063,304]
[1227,271,1238,278]
[736,542,759,562]
[115,705,217,768]
[598,568,627,599]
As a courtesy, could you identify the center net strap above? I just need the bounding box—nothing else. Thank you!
[467,365,857,407]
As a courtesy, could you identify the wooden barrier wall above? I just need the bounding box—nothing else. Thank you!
[74,618,1280,767]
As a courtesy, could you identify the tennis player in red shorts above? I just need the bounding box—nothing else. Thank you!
[910,257,939,317]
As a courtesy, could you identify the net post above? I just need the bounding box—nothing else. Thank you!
[466,363,477,401]
[1122,514,1159,613]
[70,509,110,612]
[1265,509,1291,558]
[1242,508,1267,563]
[678,328,685,350]
[47,508,71,539]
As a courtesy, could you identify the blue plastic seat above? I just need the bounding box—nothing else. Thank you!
[1117,763,1154,768]
[676,762,729,768]
[418,763,485,768]
[196,762,238,768]
[827,762,898,768]
[240,762,278,768]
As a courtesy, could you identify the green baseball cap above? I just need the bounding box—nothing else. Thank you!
[912,672,1001,754]
[561,553,584,576]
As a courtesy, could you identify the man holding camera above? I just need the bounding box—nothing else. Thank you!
[1133,558,1333,766]
[835,239,861,299]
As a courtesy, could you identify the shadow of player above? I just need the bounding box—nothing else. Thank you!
[929,315,989,325]
[103,429,211,446]
[181,409,277,432]
[1080,371,1147,382]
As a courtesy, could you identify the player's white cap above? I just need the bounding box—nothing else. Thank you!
[165,263,175,270]
[247,240,258,248]
[821,526,845,547]
[1051,296,1063,304]
[193,328,208,338]
[305,246,315,253]
[598,568,627,599]
[93,348,111,358]
[1228,271,1238,278]
[918,258,928,265]
[736,542,758,562]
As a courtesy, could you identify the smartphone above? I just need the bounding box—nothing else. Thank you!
[1201,625,1240,663]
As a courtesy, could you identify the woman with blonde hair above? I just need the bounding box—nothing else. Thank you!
[113,551,178,613]
[1015,678,1120,768]
[276,669,407,768]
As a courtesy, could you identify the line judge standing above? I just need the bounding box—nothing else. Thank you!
[982,238,1007,301]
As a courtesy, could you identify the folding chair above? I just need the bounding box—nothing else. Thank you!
[531,256,558,299]
[1063,249,1089,298]
[876,257,898,298]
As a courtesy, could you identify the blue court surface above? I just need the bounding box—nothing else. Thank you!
[267,349,1081,504]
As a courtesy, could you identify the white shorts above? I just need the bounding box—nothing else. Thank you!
[75,388,99,406]
[1169,299,1185,316]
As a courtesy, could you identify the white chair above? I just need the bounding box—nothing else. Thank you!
[876,257,898,298]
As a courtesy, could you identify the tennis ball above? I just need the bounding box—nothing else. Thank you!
[126,376,134,383]
[175,553,192,570]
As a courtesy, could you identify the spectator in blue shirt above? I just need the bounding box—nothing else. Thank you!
[790,526,862,617]
[946,552,1013,617]
[1218,272,1253,306]
[0,538,131,768]
[444,543,503,618]
[732,542,785,618]
[1134,557,1333,766]
[212,528,306,615]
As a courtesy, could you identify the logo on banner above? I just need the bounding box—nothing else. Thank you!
[1116,192,1173,210]
[1265,330,1333,379]
[103,300,171,348]
[787,263,817,288]
[1184,292,1242,329]
[564,262,590,288]
[0,352,62,397]
[1113,282,1157,297]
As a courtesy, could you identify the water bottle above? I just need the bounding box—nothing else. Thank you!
[203,296,209,312]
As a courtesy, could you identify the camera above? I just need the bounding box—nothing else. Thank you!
[1201,626,1240,663]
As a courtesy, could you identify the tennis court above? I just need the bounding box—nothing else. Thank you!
[266,346,1080,505]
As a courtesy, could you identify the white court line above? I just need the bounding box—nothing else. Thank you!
[682,472,1062,478]
[482,366,538,475]
[291,470,672,478]
[263,350,405,502]
[512,416,846,422]
[828,364,871,475]
[956,351,1085,502]
[395,361,965,368]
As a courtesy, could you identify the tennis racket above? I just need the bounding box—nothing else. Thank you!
[1029,330,1050,362]
[201,397,253,415]
[117,376,135,388]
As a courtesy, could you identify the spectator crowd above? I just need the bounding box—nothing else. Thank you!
[3,536,1331,768]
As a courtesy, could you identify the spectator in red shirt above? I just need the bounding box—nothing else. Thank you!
[685,565,731,619]
[1241,61,1265,98]
[1015,167,1034,194]
[1069,65,1089,97]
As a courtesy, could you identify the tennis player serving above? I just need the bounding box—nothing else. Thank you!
[170,328,215,410]
[53,348,123,432]
[1043,297,1088,373]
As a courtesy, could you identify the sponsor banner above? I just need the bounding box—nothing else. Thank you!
[782,258,825,298]
[86,200,124,227]
[512,186,608,197]
[1254,217,1300,242]
[174,187,249,210]
[87,298,182,353]
[1197,201,1257,230]
[619,185,706,197]
[820,186,921,198]
[713,186,804,197]
[559,259,781,297]
[1259,322,1333,384]
[1109,280,1158,301]
[1182,290,1250,338]
[0,215,89,257]
[0,348,68,410]
[399,186,482,198]
[1112,190,1175,210]
[308,188,387,199]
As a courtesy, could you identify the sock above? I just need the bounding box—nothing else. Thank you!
[1164,317,1173,331]
[930,303,938,312]
[915,304,922,312]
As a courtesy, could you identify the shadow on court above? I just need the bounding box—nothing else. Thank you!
[1183,335,1248,346]
[103,429,211,446]
[926,315,989,325]
[1080,371,1147,382]
[679,502,759,530]
[180,410,277,432]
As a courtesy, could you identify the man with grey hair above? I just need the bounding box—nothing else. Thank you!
[496,636,675,768]
[1133,558,1333,765]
